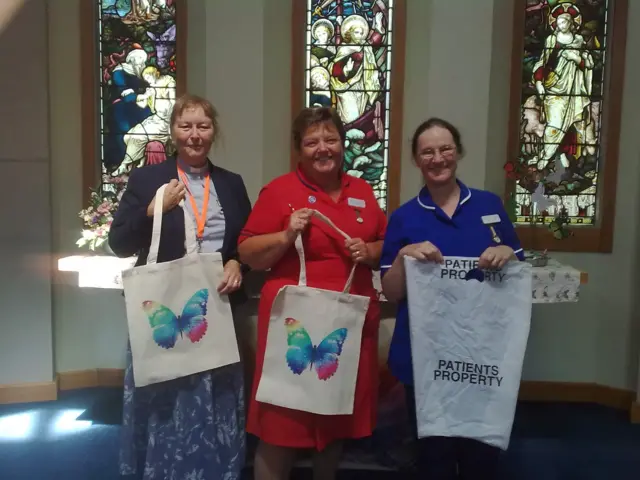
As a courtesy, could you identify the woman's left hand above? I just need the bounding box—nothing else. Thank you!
[218,259,243,294]
[345,238,372,265]
[478,245,515,270]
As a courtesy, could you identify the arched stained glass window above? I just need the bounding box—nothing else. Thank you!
[292,0,406,212]
[81,1,186,201]
[505,0,627,252]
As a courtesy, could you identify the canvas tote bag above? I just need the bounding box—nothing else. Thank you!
[122,183,240,387]
[405,256,533,449]
[255,210,370,415]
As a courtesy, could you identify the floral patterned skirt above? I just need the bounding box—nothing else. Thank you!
[119,345,246,480]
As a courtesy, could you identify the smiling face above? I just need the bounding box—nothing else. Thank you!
[414,125,459,187]
[171,106,215,166]
[299,121,344,178]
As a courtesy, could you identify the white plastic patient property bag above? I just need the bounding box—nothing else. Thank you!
[405,256,533,449]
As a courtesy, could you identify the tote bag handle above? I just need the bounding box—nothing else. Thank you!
[294,209,357,294]
[147,183,198,265]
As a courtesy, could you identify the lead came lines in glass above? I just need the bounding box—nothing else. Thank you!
[304,0,395,210]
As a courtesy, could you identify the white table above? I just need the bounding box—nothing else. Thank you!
[57,255,135,289]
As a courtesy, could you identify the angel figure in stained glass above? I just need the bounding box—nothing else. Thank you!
[329,12,384,124]
[310,19,336,68]
[113,65,176,176]
[528,2,596,171]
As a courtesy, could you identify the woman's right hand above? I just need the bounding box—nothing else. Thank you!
[285,208,312,241]
[146,179,186,216]
[399,241,444,263]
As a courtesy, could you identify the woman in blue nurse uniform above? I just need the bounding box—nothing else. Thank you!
[380,118,524,480]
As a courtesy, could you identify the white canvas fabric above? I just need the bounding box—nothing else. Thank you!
[122,183,240,387]
[255,210,370,415]
[405,256,533,450]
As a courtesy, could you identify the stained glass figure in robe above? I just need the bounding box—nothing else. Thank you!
[513,0,609,225]
[305,0,394,211]
[98,0,178,180]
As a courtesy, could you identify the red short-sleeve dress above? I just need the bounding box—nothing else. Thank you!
[238,167,387,451]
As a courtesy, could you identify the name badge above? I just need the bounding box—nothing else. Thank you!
[347,197,366,208]
[481,214,501,225]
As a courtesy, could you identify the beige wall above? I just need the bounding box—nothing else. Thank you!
[2,0,639,393]
[0,0,53,384]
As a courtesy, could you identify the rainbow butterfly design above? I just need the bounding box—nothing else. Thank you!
[142,289,209,349]
[284,317,348,381]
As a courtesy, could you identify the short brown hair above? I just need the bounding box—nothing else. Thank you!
[292,107,346,150]
[411,117,464,156]
[170,93,220,143]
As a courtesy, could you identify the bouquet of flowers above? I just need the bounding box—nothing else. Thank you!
[76,175,127,251]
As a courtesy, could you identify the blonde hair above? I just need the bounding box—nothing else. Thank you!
[170,93,220,143]
[141,65,160,80]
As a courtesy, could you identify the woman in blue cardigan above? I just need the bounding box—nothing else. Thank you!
[109,94,251,480]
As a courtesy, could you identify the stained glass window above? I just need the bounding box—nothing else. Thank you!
[510,0,610,226]
[98,0,179,185]
[304,0,395,211]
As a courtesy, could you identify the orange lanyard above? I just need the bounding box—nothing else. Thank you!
[177,165,210,244]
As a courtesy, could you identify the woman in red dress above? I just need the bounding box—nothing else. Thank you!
[238,107,387,479]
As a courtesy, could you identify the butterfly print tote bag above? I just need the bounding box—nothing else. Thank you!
[255,210,370,415]
[405,257,532,450]
[121,183,240,387]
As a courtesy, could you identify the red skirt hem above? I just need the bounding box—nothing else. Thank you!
[247,421,374,451]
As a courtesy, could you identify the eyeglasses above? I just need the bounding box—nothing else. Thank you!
[418,145,456,162]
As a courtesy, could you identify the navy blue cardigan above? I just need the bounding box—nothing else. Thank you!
[109,157,252,303]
